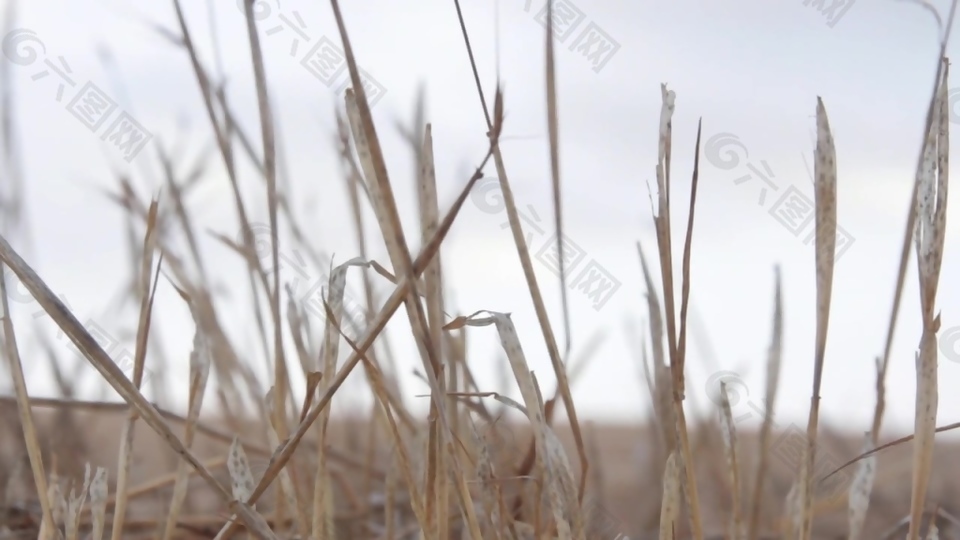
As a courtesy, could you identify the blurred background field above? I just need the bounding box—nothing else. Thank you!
[7,409,960,538]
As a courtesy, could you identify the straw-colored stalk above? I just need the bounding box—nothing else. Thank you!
[89,466,108,540]
[784,476,802,540]
[329,5,487,536]
[719,382,744,540]
[160,325,212,540]
[111,198,159,540]
[264,391,308,537]
[171,0,273,431]
[827,19,956,539]
[447,311,584,540]
[312,264,351,540]
[239,0,298,520]
[907,57,949,540]
[414,118,449,540]
[450,0,590,502]
[544,0,573,359]
[846,432,877,540]
[63,464,93,540]
[238,0,288,455]
[0,37,349,540]
[659,451,681,540]
[210,119,498,537]
[798,97,838,540]
[342,74,450,540]
[0,263,58,539]
[647,83,705,540]
[467,414,507,540]
[637,244,676,460]
[212,437,281,540]
[747,267,783,540]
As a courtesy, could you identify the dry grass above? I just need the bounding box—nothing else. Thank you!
[0,0,959,539]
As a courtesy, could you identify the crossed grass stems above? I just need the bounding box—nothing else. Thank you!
[0,1,957,540]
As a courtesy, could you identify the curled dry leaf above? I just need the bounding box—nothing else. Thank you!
[453,310,579,539]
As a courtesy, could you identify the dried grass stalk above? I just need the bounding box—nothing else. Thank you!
[447,311,583,540]
[659,451,681,540]
[417,119,452,540]
[111,198,159,540]
[467,412,508,540]
[230,501,281,540]
[88,466,108,540]
[798,97,838,540]
[648,83,704,540]
[265,390,308,537]
[748,266,783,540]
[0,233,236,510]
[160,324,213,540]
[719,382,744,540]
[450,0,589,503]
[637,244,676,460]
[908,57,950,540]
[312,262,354,540]
[211,129,495,537]
[784,475,803,540]
[543,0,573,359]
[335,11,475,529]
[64,463,92,540]
[0,260,58,539]
[42,472,66,540]
[847,432,877,540]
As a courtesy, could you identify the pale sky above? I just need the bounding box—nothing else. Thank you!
[2,0,960,443]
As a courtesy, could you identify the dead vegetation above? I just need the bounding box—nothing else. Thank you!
[0,0,959,539]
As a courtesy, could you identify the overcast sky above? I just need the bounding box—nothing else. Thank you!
[2,0,960,442]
